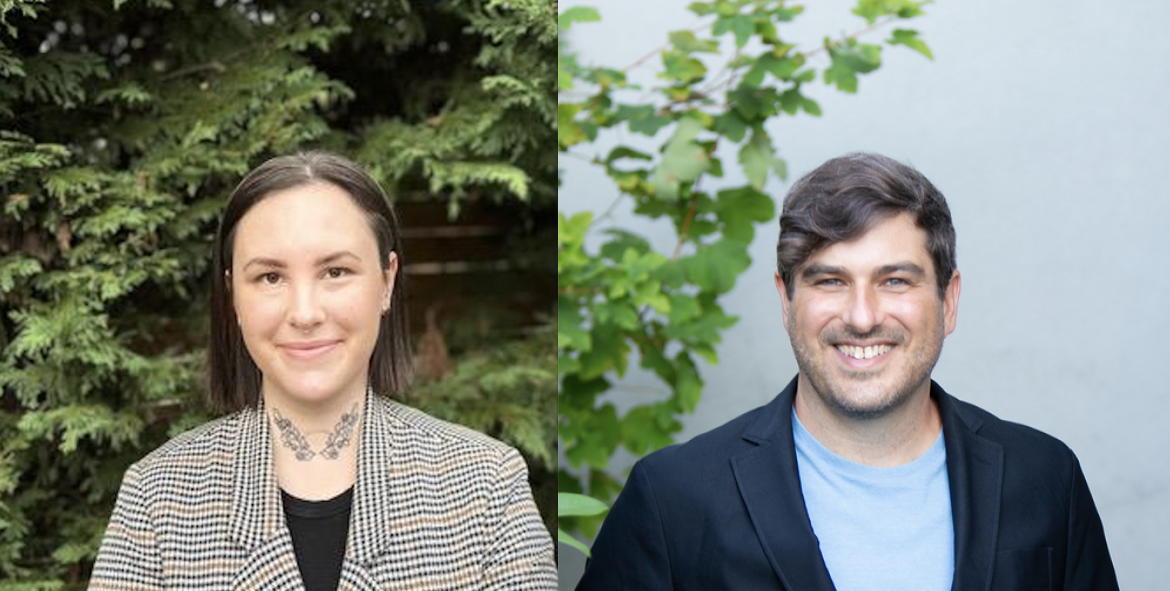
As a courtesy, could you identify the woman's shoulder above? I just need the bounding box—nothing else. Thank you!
[127,411,245,480]
[375,397,517,460]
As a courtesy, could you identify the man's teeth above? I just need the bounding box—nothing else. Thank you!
[836,344,892,360]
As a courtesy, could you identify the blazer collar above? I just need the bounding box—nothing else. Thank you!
[228,391,396,590]
[732,376,836,590]
[733,377,1005,591]
[935,381,1004,591]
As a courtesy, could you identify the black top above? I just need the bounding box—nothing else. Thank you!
[281,486,354,591]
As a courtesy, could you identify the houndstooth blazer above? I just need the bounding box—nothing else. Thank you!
[89,393,557,590]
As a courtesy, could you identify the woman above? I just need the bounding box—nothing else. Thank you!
[90,152,556,590]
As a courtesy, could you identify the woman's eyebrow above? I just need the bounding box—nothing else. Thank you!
[242,251,361,271]
[317,250,362,265]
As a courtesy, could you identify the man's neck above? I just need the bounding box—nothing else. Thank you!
[793,379,942,468]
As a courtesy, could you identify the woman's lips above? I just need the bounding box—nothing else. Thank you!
[280,340,340,360]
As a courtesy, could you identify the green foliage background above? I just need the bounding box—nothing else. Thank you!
[0,0,556,587]
[557,0,932,548]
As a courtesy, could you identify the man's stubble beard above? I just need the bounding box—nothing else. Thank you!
[788,311,946,420]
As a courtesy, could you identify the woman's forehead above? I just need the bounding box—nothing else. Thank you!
[232,183,380,262]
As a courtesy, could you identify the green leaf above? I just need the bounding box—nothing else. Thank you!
[605,146,653,166]
[682,239,752,294]
[832,39,883,74]
[669,30,719,54]
[713,112,747,143]
[622,406,677,454]
[558,103,586,148]
[661,51,707,84]
[667,293,703,324]
[889,29,933,59]
[593,300,639,330]
[715,186,776,243]
[559,528,593,557]
[577,324,630,379]
[557,211,592,248]
[738,130,775,190]
[744,52,806,87]
[651,117,710,200]
[558,300,592,352]
[802,97,822,117]
[687,2,715,16]
[778,88,802,115]
[853,0,926,24]
[600,229,651,259]
[727,87,778,121]
[674,352,702,412]
[564,403,621,468]
[712,14,754,48]
[559,6,601,30]
[558,492,610,517]
[588,68,627,87]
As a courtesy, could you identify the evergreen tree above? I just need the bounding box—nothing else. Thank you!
[0,0,557,586]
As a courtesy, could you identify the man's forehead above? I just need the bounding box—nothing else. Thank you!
[799,213,932,273]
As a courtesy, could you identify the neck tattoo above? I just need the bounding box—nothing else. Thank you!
[271,403,360,462]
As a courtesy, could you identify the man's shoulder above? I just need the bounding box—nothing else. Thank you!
[948,394,1072,451]
[941,388,1080,483]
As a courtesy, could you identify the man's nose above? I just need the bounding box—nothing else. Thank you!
[841,285,880,333]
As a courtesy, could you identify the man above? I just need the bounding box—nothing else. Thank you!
[575,153,1118,590]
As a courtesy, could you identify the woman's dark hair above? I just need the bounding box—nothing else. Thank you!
[208,151,412,413]
[777,152,956,300]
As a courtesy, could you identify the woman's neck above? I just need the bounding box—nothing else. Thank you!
[263,385,366,500]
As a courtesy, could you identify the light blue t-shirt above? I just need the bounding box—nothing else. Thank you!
[793,409,954,591]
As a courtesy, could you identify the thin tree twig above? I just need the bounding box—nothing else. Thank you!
[560,150,599,164]
[623,20,714,73]
[589,192,628,228]
[671,179,703,261]
[801,16,897,59]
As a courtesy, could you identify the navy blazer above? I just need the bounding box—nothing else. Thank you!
[577,378,1118,591]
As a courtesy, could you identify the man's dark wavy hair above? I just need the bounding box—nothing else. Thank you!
[776,152,956,300]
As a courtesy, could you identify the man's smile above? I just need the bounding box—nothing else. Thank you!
[835,344,893,360]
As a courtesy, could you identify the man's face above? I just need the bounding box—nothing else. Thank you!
[777,212,960,418]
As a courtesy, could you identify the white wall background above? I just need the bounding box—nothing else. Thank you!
[559,1,1170,589]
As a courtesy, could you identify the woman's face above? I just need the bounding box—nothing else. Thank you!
[230,182,396,407]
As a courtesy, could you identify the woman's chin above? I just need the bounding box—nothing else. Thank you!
[265,376,358,406]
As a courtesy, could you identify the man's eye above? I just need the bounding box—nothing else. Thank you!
[818,278,843,286]
[886,278,907,287]
[325,267,351,279]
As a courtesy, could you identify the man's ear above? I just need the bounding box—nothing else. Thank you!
[775,270,791,332]
[943,269,961,336]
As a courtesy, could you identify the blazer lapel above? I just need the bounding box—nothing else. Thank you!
[731,378,836,591]
[228,404,305,591]
[935,382,1003,591]
[340,392,395,576]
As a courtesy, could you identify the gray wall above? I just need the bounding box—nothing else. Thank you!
[559,1,1170,588]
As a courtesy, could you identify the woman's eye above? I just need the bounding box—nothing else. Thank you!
[261,272,281,285]
[326,267,351,279]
